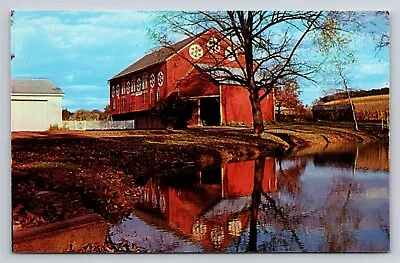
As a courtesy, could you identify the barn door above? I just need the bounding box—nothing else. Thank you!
[11,100,48,131]
[200,97,220,126]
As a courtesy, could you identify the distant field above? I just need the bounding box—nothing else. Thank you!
[322,94,389,121]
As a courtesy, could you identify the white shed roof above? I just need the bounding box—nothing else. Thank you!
[11,78,64,95]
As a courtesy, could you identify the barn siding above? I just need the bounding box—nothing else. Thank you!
[135,156,276,251]
[112,110,164,129]
[312,104,353,121]
[109,28,275,128]
[110,63,166,116]
[220,85,274,125]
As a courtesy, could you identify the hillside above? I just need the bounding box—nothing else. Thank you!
[321,94,389,121]
[316,87,389,103]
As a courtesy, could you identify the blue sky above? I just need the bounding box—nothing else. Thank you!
[11,11,390,111]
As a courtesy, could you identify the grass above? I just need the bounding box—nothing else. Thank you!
[11,122,388,232]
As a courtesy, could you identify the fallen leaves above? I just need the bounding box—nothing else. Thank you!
[9,128,286,231]
[12,124,383,232]
[70,237,139,253]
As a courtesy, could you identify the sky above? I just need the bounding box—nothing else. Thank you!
[11,11,390,111]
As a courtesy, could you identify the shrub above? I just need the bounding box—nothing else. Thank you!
[49,123,69,130]
[152,92,198,129]
[226,121,250,127]
[49,124,59,130]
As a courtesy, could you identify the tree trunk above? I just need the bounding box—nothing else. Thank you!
[248,156,265,252]
[339,71,359,132]
[249,89,265,135]
[345,88,359,131]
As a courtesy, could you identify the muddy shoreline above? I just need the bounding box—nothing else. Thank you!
[11,121,388,252]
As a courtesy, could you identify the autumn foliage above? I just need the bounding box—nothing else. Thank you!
[63,105,111,121]
[275,80,303,121]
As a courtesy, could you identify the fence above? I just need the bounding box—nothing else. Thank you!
[62,120,135,131]
[382,117,390,130]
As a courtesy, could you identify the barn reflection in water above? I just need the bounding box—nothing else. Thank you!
[111,143,389,253]
[134,158,280,251]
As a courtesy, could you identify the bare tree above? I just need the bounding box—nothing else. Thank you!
[336,61,359,131]
[319,34,360,131]
[151,11,348,135]
[375,11,390,48]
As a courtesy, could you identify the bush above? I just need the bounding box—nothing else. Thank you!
[276,106,314,122]
[152,92,198,129]
[226,120,250,127]
[49,124,59,130]
[48,123,69,130]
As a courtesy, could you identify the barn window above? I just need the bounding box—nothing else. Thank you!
[142,75,147,90]
[151,189,157,209]
[131,79,135,93]
[150,73,155,88]
[189,44,204,60]
[228,218,242,237]
[150,88,153,105]
[207,36,220,53]
[126,81,130,94]
[136,78,142,92]
[225,46,237,62]
[112,101,116,110]
[210,226,224,248]
[156,87,160,101]
[116,85,120,97]
[157,72,164,87]
[111,86,115,97]
[159,193,166,213]
[121,83,126,95]
[192,220,207,241]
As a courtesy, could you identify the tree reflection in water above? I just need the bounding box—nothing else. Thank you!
[247,156,306,252]
[111,143,389,253]
[246,144,389,252]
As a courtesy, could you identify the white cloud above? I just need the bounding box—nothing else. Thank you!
[359,63,389,74]
[13,13,150,50]
[65,74,74,82]
[78,11,153,26]
[58,11,79,16]
[63,84,100,91]
[63,96,109,111]
[42,23,144,49]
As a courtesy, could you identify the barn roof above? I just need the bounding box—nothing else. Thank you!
[312,104,352,111]
[202,196,251,219]
[11,78,64,95]
[109,32,204,81]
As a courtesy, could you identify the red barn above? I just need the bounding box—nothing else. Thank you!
[109,28,275,129]
[136,157,277,251]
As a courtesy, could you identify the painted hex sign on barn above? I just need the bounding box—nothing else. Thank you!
[109,28,275,129]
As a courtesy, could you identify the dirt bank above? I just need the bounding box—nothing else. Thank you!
[11,121,388,233]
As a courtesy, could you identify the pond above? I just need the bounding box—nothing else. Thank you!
[109,142,390,253]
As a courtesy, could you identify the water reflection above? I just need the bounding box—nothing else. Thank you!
[13,214,109,253]
[111,143,389,253]
[130,157,276,252]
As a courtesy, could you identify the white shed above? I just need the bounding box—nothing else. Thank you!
[11,78,65,131]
